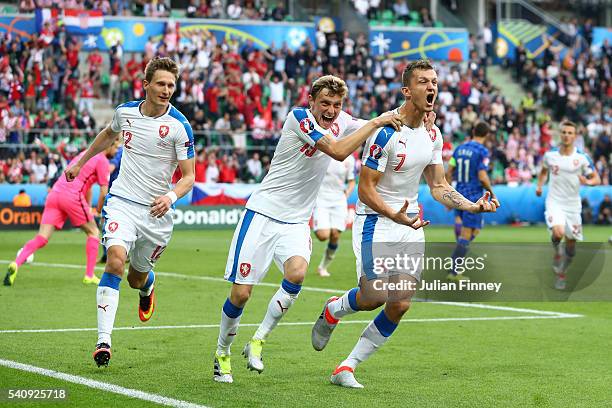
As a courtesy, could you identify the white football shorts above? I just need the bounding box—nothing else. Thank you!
[545,201,583,241]
[312,204,348,232]
[102,195,174,273]
[353,213,425,282]
[224,209,312,285]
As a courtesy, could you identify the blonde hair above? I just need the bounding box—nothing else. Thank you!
[310,75,348,100]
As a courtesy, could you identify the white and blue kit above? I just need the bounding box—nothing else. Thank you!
[313,155,356,232]
[224,108,366,284]
[542,147,595,241]
[103,100,194,272]
[353,123,443,281]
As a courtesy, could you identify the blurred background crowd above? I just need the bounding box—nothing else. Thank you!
[0,1,610,207]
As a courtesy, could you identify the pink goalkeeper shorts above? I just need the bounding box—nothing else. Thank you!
[41,191,93,229]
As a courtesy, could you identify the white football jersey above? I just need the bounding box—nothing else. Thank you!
[246,108,366,223]
[356,123,443,215]
[109,100,194,205]
[542,147,594,211]
[316,155,355,208]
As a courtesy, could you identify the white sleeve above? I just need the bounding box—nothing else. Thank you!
[428,126,443,165]
[362,127,395,173]
[541,152,550,169]
[342,113,368,137]
[286,108,329,147]
[345,155,356,181]
[174,121,195,161]
[581,154,595,176]
[110,108,122,132]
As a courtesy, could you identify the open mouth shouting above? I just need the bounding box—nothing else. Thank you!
[425,93,435,108]
[320,113,336,129]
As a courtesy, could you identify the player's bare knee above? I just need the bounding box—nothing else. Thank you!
[357,298,385,311]
[105,257,124,277]
[105,247,127,276]
[230,284,252,307]
[127,274,146,289]
[330,229,341,243]
[460,227,473,241]
[385,300,411,319]
[127,265,148,288]
[551,228,564,241]
[315,230,329,241]
[283,257,308,284]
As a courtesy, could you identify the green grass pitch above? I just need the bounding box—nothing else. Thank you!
[0,226,611,407]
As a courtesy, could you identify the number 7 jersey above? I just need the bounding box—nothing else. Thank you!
[246,108,365,223]
[355,123,443,215]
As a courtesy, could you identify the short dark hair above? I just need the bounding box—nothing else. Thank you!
[310,75,348,100]
[144,57,180,83]
[473,122,490,138]
[402,59,435,87]
[560,120,577,130]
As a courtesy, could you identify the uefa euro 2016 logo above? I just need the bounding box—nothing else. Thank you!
[299,118,314,134]
[369,144,383,160]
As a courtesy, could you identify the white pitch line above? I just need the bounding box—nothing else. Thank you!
[0,358,208,408]
[428,301,583,318]
[0,314,581,334]
[0,259,582,318]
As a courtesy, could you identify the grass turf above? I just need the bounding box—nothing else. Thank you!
[0,226,611,407]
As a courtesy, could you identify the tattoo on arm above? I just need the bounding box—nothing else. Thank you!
[440,188,473,210]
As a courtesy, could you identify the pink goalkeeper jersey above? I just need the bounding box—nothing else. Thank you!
[52,151,110,197]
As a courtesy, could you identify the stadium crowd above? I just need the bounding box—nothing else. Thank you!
[0,11,610,193]
[18,0,291,20]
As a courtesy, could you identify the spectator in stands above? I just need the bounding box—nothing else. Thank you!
[194,149,207,183]
[19,0,36,13]
[271,2,287,21]
[392,0,410,22]
[205,153,220,183]
[420,7,433,27]
[227,0,243,19]
[30,157,47,183]
[13,189,31,207]
[218,154,239,183]
[596,195,611,225]
[214,111,232,146]
[246,152,262,182]
[230,111,247,148]
[505,161,520,187]
[581,198,593,224]
[144,0,169,17]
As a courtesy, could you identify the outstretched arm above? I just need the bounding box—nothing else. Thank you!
[424,163,499,212]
